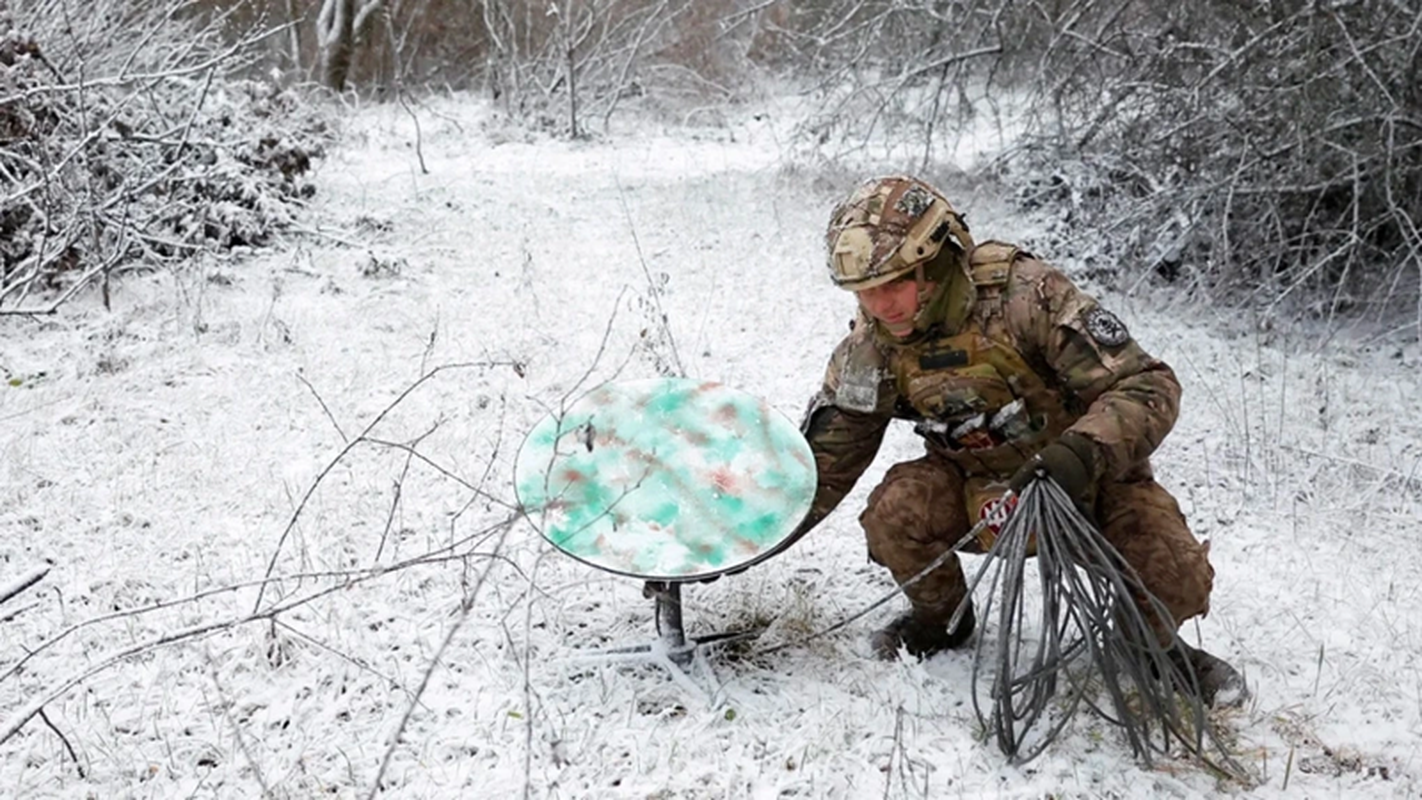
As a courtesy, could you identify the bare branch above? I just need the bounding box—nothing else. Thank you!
[252,362,518,612]
[365,514,519,798]
[0,565,52,606]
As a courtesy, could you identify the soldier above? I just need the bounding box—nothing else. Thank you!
[797,175,1246,706]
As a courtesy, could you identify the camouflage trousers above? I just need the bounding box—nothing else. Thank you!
[861,453,1213,644]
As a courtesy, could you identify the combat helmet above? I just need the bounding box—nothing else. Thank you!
[825,175,973,291]
[825,175,975,337]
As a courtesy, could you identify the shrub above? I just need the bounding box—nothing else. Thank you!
[785,0,1422,326]
[1,0,331,312]
[1018,1,1422,324]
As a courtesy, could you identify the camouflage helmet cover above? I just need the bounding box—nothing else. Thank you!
[825,176,974,291]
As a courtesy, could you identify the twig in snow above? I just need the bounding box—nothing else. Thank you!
[38,708,84,779]
[613,175,685,378]
[0,515,524,750]
[273,620,422,704]
[253,361,518,613]
[364,514,520,799]
[2,588,334,746]
[204,652,276,800]
[517,549,562,800]
[296,372,349,444]
[381,5,428,175]
[371,421,441,563]
[2,521,529,686]
[0,564,52,606]
[535,285,636,418]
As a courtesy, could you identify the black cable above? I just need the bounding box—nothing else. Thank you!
[965,476,1248,779]
[749,471,1250,780]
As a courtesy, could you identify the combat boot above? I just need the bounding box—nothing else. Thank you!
[1168,642,1249,708]
[871,601,976,661]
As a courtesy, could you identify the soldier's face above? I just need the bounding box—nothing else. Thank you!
[856,274,931,338]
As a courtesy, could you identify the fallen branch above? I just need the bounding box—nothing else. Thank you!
[0,564,52,606]
[0,532,511,748]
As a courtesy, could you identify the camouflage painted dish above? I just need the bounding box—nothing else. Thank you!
[515,378,816,580]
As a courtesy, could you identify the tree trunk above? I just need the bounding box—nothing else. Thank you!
[317,0,356,91]
[284,0,302,72]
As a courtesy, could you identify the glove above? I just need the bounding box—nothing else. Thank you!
[1009,432,1097,505]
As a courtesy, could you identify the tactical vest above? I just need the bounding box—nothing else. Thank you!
[888,242,1074,479]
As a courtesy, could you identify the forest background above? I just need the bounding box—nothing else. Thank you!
[3,1,1421,798]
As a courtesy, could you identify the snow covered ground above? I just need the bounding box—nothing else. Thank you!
[3,94,1420,798]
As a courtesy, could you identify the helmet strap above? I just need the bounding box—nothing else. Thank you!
[912,250,974,335]
[910,261,934,326]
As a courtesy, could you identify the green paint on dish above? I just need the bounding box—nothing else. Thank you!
[515,378,816,580]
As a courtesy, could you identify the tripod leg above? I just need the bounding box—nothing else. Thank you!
[645,581,691,664]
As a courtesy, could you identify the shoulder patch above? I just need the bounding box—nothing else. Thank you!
[1082,306,1130,348]
[829,327,886,413]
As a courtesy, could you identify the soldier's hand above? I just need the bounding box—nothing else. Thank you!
[1009,432,1097,505]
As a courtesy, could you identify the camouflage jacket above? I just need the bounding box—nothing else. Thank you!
[799,242,1181,531]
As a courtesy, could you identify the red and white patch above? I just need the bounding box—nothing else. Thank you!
[978,494,1018,534]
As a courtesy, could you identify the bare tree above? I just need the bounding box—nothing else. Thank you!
[316,0,384,90]
[284,0,303,71]
[478,0,732,136]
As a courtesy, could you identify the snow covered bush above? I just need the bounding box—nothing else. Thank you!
[0,1,331,312]
[782,0,1422,327]
[1008,1,1422,324]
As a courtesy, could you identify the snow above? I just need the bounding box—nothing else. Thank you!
[3,92,1420,798]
